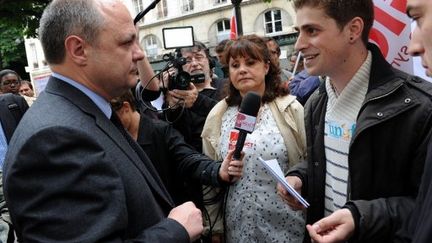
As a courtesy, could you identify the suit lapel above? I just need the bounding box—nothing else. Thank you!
[44,78,175,208]
[96,115,175,208]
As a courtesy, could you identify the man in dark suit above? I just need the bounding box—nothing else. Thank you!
[2,0,242,242]
[0,93,28,243]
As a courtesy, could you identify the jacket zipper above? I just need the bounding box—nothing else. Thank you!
[364,82,404,104]
[347,82,404,201]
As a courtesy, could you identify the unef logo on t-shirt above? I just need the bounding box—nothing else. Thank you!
[326,120,357,142]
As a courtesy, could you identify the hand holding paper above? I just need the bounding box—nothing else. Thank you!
[259,157,309,208]
[278,176,307,210]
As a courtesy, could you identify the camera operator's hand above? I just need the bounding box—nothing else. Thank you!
[168,83,198,108]
[165,90,184,108]
[161,68,178,88]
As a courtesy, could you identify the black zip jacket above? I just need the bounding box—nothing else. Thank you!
[288,44,432,242]
[137,114,224,209]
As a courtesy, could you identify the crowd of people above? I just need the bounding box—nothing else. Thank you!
[1,0,432,242]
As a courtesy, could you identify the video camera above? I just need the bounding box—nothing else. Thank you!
[161,26,205,90]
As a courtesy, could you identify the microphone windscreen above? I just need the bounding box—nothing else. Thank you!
[239,92,261,116]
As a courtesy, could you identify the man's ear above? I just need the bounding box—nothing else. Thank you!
[64,35,88,66]
[347,17,364,43]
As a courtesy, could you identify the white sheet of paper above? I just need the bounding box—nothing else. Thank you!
[259,157,310,208]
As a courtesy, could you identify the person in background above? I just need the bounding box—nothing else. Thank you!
[18,80,37,106]
[278,0,432,242]
[285,52,321,106]
[404,1,432,242]
[0,70,21,95]
[214,39,232,79]
[288,69,321,106]
[264,37,292,82]
[18,81,35,97]
[0,70,36,106]
[134,31,163,119]
[161,41,224,153]
[3,0,207,241]
[406,0,432,79]
[111,90,244,242]
[0,93,29,243]
[202,34,307,243]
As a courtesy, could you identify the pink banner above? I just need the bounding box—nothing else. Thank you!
[371,0,431,81]
[371,0,413,73]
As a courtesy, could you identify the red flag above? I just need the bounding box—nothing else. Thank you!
[230,8,237,40]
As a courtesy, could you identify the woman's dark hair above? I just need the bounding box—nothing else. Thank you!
[0,69,21,82]
[215,39,232,54]
[110,90,137,112]
[224,34,288,106]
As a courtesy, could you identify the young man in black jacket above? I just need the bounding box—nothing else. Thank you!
[277,0,432,242]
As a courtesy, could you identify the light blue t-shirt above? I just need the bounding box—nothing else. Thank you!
[0,122,7,171]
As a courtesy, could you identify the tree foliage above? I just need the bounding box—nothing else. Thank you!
[0,23,26,68]
[0,0,49,69]
[0,0,49,37]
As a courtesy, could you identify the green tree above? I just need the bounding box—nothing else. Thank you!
[0,23,26,68]
[0,0,49,69]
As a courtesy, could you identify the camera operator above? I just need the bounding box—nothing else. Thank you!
[162,41,225,153]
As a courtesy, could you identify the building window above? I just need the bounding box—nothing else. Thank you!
[132,0,144,23]
[157,0,168,18]
[264,9,282,34]
[133,0,144,14]
[216,19,230,42]
[214,0,227,4]
[30,43,39,69]
[182,0,194,12]
[143,35,159,59]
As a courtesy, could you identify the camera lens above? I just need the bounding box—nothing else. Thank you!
[175,72,191,90]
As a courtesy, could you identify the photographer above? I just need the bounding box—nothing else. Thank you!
[162,41,225,152]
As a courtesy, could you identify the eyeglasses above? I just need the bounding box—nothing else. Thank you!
[1,79,20,87]
[184,54,207,64]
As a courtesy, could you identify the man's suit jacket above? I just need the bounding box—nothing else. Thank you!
[0,93,28,143]
[2,77,190,242]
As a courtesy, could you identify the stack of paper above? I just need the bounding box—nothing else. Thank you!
[259,157,310,208]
